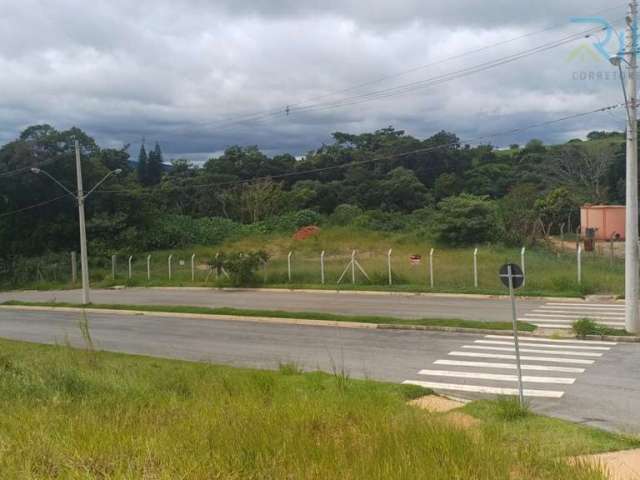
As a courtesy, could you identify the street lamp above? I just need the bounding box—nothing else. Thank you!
[609,2,639,334]
[31,140,122,304]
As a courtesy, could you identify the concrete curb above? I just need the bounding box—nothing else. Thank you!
[2,304,635,342]
[138,286,584,302]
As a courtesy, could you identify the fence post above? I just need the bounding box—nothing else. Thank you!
[111,255,117,280]
[287,251,293,282]
[71,251,77,284]
[351,250,356,284]
[320,251,326,285]
[168,254,173,280]
[191,254,196,282]
[147,255,151,281]
[429,248,434,289]
[128,256,133,280]
[577,244,582,285]
[560,223,565,255]
[521,247,526,288]
[473,248,478,288]
[388,249,393,286]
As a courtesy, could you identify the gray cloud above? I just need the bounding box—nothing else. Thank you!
[0,0,628,158]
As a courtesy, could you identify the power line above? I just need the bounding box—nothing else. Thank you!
[0,195,68,218]
[191,16,623,132]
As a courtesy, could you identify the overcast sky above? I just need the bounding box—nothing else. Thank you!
[0,0,630,160]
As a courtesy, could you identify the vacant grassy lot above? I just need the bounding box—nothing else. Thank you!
[5,227,625,297]
[0,338,637,479]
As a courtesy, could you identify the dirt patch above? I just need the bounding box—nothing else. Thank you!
[409,395,466,413]
[293,226,320,241]
[575,449,640,480]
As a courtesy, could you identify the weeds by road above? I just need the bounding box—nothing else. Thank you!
[0,338,636,478]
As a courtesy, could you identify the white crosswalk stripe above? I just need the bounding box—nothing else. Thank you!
[402,334,616,399]
[522,301,627,330]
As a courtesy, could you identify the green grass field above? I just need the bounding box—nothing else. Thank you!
[4,227,625,298]
[0,338,637,479]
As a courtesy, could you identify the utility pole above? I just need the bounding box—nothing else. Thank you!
[625,1,639,334]
[75,140,91,305]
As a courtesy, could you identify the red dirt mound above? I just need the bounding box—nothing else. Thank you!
[293,225,321,241]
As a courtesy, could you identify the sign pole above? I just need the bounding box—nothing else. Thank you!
[507,264,525,407]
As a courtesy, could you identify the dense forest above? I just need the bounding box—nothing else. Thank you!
[0,124,629,261]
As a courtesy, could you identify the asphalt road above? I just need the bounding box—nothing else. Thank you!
[0,307,637,434]
[0,287,548,321]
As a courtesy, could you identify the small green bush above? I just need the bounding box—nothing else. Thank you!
[353,210,408,232]
[330,204,363,226]
[495,396,530,421]
[572,318,600,338]
[433,194,499,246]
[210,250,269,286]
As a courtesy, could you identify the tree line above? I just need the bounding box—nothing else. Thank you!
[0,124,628,260]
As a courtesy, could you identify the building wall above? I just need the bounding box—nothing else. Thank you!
[580,206,625,240]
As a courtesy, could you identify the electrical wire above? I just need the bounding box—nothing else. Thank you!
[0,195,68,218]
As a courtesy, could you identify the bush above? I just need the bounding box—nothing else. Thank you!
[432,194,498,246]
[572,318,599,338]
[353,210,408,232]
[143,215,246,250]
[259,209,322,233]
[495,397,530,421]
[210,250,269,286]
[330,204,363,226]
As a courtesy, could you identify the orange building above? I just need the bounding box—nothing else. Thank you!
[580,205,626,241]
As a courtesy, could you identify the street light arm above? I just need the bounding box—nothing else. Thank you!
[31,168,77,199]
[84,169,122,199]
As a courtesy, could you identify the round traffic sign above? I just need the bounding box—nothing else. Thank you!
[499,263,524,289]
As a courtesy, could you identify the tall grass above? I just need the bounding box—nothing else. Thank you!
[0,339,619,479]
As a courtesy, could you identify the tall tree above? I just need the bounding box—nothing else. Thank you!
[146,142,163,185]
[137,143,148,185]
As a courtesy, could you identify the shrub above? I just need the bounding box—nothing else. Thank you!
[259,209,322,233]
[495,396,530,421]
[143,215,246,250]
[353,210,408,232]
[572,318,599,338]
[433,194,498,245]
[209,250,269,286]
[330,204,363,226]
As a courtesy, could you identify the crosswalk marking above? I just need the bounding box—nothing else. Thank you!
[536,309,625,317]
[521,318,625,327]
[483,335,617,346]
[403,333,615,400]
[462,345,603,357]
[448,351,595,364]
[525,313,624,320]
[402,380,565,398]
[417,369,575,384]
[473,340,610,351]
[434,359,585,373]
[545,303,624,308]
[521,302,627,330]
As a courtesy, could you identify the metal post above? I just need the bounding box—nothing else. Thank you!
[191,254,196,282]
[75,141,90,304]
[387,249,393,286]
[508,265,525,407]
[287,251,293,282]
[351,250,356,284]
[577,244,582,285]
[560,223,565,255]
[429,248,434,288]
[473,248,479,288]
[320,251,325,285]
[625,1,640,334]
[147,255,151,281]
[521,247,526,288]
[168,254,173,280]
[71,251,77,284]
[128,256,133,280]
[111,254,117,280]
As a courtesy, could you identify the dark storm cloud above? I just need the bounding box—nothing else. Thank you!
[0,0,627,158]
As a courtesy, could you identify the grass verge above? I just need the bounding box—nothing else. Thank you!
[1,300,538,332]
[0,338,637,478]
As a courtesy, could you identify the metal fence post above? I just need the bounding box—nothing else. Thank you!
[429,248,434,289]
[128,256,133,280]
[71,251,77,284]
[473,248,479,288]
[577,244,582,285]
[111,254,117,280]
[387,249,393,286]
[147,255,151,281]
[191,253,196,282]
[287,251,293,282]
[521,247,526,288]
[168,254,173,280]
[351,250,356,284]
[320,251,325,285]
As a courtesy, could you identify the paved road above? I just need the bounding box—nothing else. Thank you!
[0,307,637,434]
[0,288,551,321]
